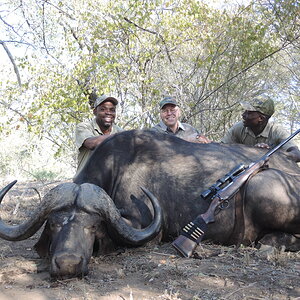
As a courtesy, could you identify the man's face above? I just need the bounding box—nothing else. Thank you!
[93,101,116,129]
[160,104,180,128]
[242,110,263,128]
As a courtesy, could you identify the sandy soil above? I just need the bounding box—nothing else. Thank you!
[0,181,299,300]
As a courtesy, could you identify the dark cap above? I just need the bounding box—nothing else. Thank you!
[94,95,118,109]
[159,96,178,109]
[240,95,275,116]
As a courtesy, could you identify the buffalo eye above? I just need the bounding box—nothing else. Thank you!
[84,225,97,234]
[50,223,62,231]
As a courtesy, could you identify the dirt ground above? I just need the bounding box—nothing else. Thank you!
[0,180,299,300]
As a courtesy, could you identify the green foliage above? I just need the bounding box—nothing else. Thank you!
[1,0,300,175]
[29,169,57,182]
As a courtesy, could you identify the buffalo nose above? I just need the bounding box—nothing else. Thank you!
[55,254,82,267]
[53,254,85,277]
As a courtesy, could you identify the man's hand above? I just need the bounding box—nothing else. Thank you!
[196,135,212,144]
[254,143,270,149]
[184,133,211,144]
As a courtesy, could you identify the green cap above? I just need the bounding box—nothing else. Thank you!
[240,96,275,116]
[94,95,118,109]
[159,96,178,109]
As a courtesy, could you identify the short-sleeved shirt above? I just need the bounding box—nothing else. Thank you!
[151,120,199,140]
[221,121,296,150]
[75,118,124,176]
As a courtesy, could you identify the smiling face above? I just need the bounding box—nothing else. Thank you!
[160,104,181,132]
[93,100,116,131]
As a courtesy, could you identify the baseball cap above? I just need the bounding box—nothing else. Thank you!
[240,95,275,116]
[94,95,118,109]
[159,96,178,109]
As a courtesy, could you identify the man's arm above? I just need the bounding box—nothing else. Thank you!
[82,135,111,150]
[75,121,106,151]
[220,122,242,144]
[180,124,211,143]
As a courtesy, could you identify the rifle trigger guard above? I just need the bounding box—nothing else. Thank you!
[219,200,229,210]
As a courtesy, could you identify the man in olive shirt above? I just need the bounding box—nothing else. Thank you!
[151,96,210,143]
[75,95,124,176]
[221,95,300,162]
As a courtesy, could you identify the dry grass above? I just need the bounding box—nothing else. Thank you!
[0,181,299,300]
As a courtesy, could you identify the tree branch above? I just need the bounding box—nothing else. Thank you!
[0,100,32,125]
[0,41,22,87]
[188,34,300,119]
[124,17,172,63]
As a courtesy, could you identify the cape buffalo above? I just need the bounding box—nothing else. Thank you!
[0,129,299,278]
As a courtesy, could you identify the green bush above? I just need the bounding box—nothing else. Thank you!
[30,169,57,182]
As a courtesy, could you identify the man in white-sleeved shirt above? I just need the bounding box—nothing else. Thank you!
[151,96,210,143]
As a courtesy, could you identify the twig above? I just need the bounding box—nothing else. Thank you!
[30,187,42,203]
[12,202,20,215]
[152,251,173,256]
[222,282,257,299]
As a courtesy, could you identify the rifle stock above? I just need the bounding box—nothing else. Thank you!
[172,128,300,258]
[172,235,198,258]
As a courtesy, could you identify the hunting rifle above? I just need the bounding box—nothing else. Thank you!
[172,128,300,258]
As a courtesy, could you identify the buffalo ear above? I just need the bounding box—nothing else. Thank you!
[94,237,116,255]
[34,222,52,258]
[94,223,116,255]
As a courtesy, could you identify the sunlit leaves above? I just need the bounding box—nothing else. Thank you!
[1,0,299,158]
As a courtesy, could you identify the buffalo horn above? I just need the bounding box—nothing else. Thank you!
[0,180,17,203]
[0,182,78,241]
[77,183,162,245]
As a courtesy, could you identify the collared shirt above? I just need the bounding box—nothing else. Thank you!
[221,121,296,150]
[75,118,124,176]
[151,120,199,139]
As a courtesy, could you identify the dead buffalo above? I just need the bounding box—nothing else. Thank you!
[0,129,299,278]
[0,182,161,278]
